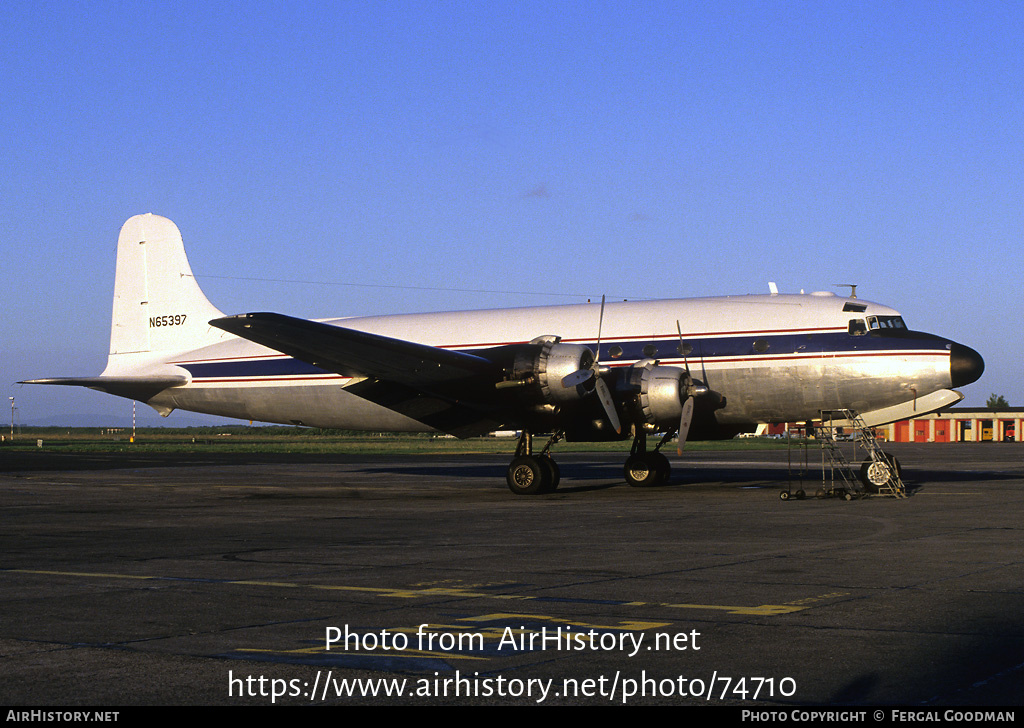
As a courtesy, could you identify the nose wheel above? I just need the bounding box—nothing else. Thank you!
[859,453,902,493]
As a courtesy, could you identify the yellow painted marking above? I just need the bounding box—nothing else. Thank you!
[7,569,822,616]
[657,603,806,615]
[783,592,851,607]
[13,569,157,581]
[410,579,521,589]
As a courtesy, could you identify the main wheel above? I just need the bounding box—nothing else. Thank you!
[624,454,661,487]
[506,456,551,495]
[537,455,560,492]
[648,451,671,484]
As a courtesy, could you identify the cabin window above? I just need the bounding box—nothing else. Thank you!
[608,345,623,358]
[677,342,693,356]
[642,344,658,358]
[848,319,867,336]
[753,339,770,353]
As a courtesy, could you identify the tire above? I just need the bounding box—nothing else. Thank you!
[860,454,899,492]
[648,451,671,484]
[537,455,560,492]
[624,454,660,487]
[506,456,550,495]
[883,452,903,479]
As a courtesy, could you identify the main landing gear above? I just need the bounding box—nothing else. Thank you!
[506,429,676,495]
[623,429,674,487]
[506,431,562,495]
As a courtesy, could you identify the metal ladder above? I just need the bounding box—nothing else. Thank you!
[812,411,861,499]
[819,409,906,498]
[781,418,859,501]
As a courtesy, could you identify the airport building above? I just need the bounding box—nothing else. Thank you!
[877,407,1021,443]
[766,408,1022,443]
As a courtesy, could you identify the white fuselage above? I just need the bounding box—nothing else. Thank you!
[147,293,954,432]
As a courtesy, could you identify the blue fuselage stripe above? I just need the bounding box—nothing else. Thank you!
[179,331,949,380]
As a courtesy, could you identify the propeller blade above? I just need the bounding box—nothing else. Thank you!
[595,377,621,434]
[561,368,595,389]
[676,319,713,393]
[677,396,694,456]
[676,320,692,378]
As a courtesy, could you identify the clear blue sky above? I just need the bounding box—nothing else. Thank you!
[3,1,1018,426]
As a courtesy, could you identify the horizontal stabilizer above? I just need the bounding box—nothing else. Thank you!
[20,376,187,402]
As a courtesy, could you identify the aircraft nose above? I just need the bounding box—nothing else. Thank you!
[950,343,984,388]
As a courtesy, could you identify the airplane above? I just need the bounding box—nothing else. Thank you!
[23,214,984,495]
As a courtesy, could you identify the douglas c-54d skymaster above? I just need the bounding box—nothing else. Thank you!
[24,214,984,494]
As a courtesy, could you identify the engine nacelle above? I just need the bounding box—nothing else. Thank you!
[620,361,688,429]
[509,338,596,405]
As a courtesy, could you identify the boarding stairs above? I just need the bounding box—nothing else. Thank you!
[818,409,906,498]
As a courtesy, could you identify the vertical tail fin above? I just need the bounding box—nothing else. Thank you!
[108,214,225,358]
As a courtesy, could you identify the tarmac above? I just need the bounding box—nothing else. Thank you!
[1,442,1022,705]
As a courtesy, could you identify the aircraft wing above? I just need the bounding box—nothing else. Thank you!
[209,312,510,437]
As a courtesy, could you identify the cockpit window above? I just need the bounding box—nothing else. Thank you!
[867,315,906,330]
[848,319,867,336]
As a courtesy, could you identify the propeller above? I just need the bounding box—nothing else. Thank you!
[593,374,622,435]
[675,320,698,455]
[560,295,621,434]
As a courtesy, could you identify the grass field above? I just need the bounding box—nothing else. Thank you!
[1,426,798,455]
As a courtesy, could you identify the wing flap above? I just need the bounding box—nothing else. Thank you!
[342,379,507,438]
